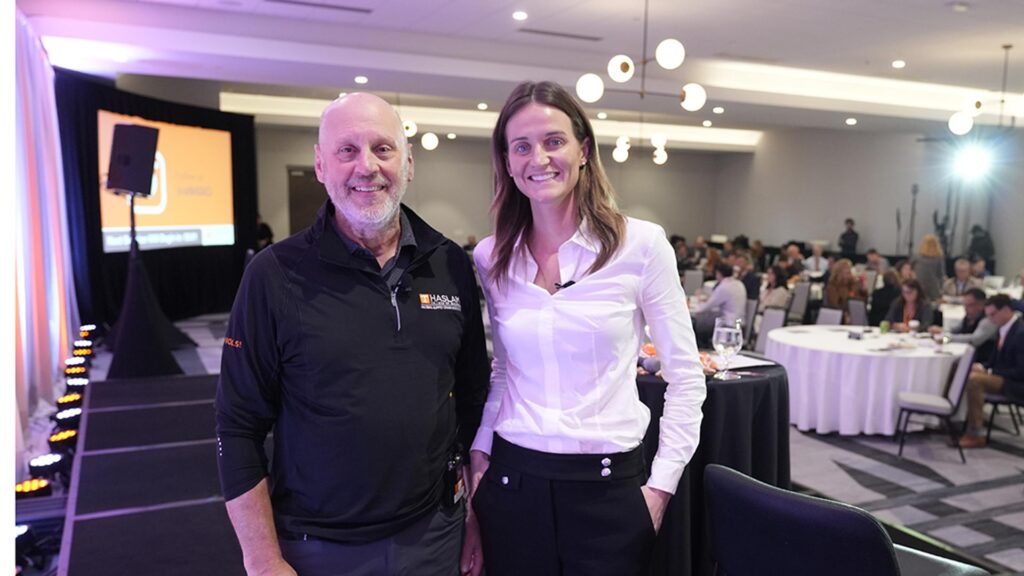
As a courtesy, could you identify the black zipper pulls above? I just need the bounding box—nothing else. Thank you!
[390,285,402,332]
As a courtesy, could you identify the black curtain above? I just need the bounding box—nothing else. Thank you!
[54,70,257,326]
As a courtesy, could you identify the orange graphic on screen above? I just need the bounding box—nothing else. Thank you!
[97,110,234,229]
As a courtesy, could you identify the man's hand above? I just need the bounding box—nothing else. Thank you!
[971,362,986,373]
[640,485,672,534]
[468,450,490,498]
[927,325,943,335]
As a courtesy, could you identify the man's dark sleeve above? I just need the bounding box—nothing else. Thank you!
[450,245,490,457]
[991,331,1024,383]
[215,252,284,501]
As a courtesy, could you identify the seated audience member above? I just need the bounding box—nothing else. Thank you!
[693,262,749,344]
[759,265,791,313]
[959,294,1024,448]
[785,244,805,276]
[735,253,761,300]
[671,235,692,269]
[691,235,708,263]
[942,258,983,298]
[885,278,936,332]
[824,258,867,321]
[972,257,990,279]
[702,247,722,281]
[750,239,766,272]
[865,248,890,274]
[929,288,998,361]
[869,270,901,326]
[803,244,829,274]
[895,259,916,282]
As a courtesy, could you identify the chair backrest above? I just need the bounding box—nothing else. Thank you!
[704,464,901,576]
[743,299,758,342]
[756,308,786,354]
[788,282,811,323]
[946,345,976,411]
[983,275,1004,290]
[816,307,844,325]
[684,270,705,294]
[863,269,878,297]
[848,299,868,326]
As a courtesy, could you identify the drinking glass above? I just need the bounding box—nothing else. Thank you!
[712,317,744,380]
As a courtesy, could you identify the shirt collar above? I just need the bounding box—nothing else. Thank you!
[999,315,1018,340]
[511,219,601,255]
[335,209,418,258]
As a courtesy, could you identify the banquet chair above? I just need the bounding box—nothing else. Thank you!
[684,269,705,295]
[848,299,868,326]
[742,299,758,344]
[896,345,975,463]
[755,308,786,354]
[984,393,1023,442]
[704,464,990,576]
[816,307,843,325]
[787,281,810,325]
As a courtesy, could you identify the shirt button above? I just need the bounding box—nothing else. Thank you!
[501,476,509,485]
[601,457,612,467]
[601,467,612,477]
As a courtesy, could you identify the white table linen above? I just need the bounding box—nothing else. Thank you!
[765,325,965,435]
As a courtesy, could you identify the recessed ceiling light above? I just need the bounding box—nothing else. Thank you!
[712,106,724,115]
[948,1,969,12]
[513,10,528,21]
[597,112,608,120]
[477,102,488,110]
[447,133,457,140]
[354,75,368,85]
[892,60,906,69]
[702,120,713,127]
[338,92,347,98]
[845,118,858,126]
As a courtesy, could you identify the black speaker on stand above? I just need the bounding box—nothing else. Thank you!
[105,124,194,379]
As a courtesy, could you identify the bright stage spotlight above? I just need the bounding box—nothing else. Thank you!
[29,453,67,479]
[56,392,83,409]
[954,144,993,182]
[66,377,89,391]
[15,479,53,500]
[54,408,82,430]
[48,429,78,453]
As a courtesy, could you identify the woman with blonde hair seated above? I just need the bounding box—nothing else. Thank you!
[824,258,867,322]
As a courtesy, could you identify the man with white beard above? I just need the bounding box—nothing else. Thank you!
[216,94,490,576]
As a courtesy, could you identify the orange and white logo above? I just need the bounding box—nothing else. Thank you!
[419,293,461,311]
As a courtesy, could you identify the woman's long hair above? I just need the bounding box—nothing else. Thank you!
[488,80,625,288]
[919,234,944,258]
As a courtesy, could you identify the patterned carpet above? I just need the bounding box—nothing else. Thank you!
[92,313,1024,574]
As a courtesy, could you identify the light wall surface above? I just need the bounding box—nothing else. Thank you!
[252,123,1020,272]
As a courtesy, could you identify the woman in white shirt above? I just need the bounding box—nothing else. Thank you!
[467,80,707,576]
[758,265,791,313]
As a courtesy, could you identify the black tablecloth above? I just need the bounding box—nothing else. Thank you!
[638,364,790,576]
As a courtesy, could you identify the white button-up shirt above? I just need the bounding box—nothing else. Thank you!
[471,218,707,493]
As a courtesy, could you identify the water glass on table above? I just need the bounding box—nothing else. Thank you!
[712,317,744,380]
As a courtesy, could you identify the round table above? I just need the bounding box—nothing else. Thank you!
[764,325,965,435]
[638,364,790,576]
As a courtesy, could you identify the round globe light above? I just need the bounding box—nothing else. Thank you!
[576,73,605,103]
[948,111,974,136]
[653,147,668,165]
[680,82,707,112]
[655,38,686,70]
[615,135,631,149]
[650,132,668,149]
[607,54,635,83]
[421,132,439,150]
[612,146,629,163]
[403,120,418,138]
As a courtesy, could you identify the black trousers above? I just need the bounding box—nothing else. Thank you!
[473,435,656,576]
[278,502,464,576]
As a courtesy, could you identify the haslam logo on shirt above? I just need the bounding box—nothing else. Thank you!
[419,293,461,311]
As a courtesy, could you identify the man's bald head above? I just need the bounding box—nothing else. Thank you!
[319,93,408,150]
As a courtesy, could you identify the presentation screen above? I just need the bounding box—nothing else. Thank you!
[97,110,235,253]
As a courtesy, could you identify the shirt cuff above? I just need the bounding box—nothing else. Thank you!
[470,426,495,455]
[647,457,685,495]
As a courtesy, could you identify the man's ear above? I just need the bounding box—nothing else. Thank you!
[405,143,415,182]
[313,144,325,183]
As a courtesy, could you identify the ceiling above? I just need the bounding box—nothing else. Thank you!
[18,0,1024,145]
